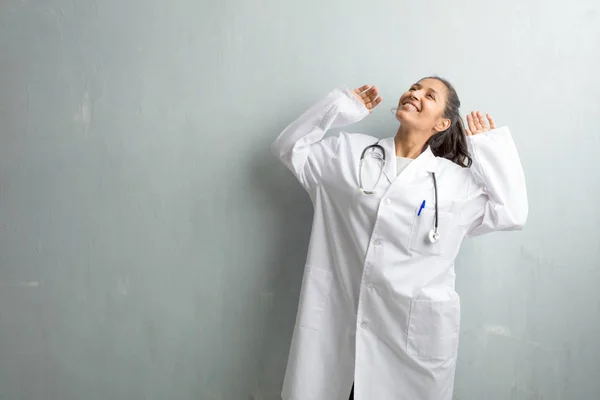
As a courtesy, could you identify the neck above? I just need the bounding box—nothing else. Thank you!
[394,125,432,159]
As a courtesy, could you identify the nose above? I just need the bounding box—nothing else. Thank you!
[400,92,420,106]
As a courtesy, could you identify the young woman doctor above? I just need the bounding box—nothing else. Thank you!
[271,77,528,400]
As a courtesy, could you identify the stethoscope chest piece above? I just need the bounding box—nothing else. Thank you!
[428,228,440,244]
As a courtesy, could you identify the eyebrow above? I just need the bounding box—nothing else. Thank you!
[412,82,439,97]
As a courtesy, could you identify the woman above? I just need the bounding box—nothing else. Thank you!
[271,77,528,400]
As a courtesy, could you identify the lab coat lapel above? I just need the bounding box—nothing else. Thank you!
[385,144,438,197]
[378,137,397,184]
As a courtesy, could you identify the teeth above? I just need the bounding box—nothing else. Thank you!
[403,103,418,111]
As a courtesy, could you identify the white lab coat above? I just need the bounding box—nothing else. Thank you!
[271,87,528,400]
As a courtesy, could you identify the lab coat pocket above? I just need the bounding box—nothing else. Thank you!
[408,208,451,256]
[406,296,460,359]
[297,265,333,330]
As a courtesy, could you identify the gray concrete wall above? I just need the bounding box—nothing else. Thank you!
[1,0,598,399]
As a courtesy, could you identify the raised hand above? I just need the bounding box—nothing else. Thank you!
[352,85,382,113]
[466,111,496,136]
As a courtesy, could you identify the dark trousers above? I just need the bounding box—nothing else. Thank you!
[349,383,354,400]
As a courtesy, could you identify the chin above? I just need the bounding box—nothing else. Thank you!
[395,109,413,123]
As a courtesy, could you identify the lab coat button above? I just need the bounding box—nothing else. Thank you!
[360,321,368,328]
[374,239,382,246]
[385,198,392,205]
[365,282,374,288]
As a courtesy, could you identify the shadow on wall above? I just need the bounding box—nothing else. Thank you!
[248,144,314,400]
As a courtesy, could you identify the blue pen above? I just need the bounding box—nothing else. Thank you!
[418,200,426,216]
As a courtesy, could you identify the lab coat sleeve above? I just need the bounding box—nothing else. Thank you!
[270,87,369,190]
[462,126,529,237]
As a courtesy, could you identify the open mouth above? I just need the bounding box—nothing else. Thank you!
[401,101,420,112]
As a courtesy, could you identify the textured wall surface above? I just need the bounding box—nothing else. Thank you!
[1,0,598,399]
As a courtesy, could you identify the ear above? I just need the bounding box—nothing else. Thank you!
[434,118,451,133]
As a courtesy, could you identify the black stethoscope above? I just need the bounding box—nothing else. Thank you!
[358,143,440,244]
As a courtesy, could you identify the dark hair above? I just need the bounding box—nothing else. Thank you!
[421,76,472,168]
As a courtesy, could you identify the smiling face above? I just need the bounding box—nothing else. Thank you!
[395,78,451,134]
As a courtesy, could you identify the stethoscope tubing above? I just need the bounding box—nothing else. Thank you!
[359,143,440,244]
